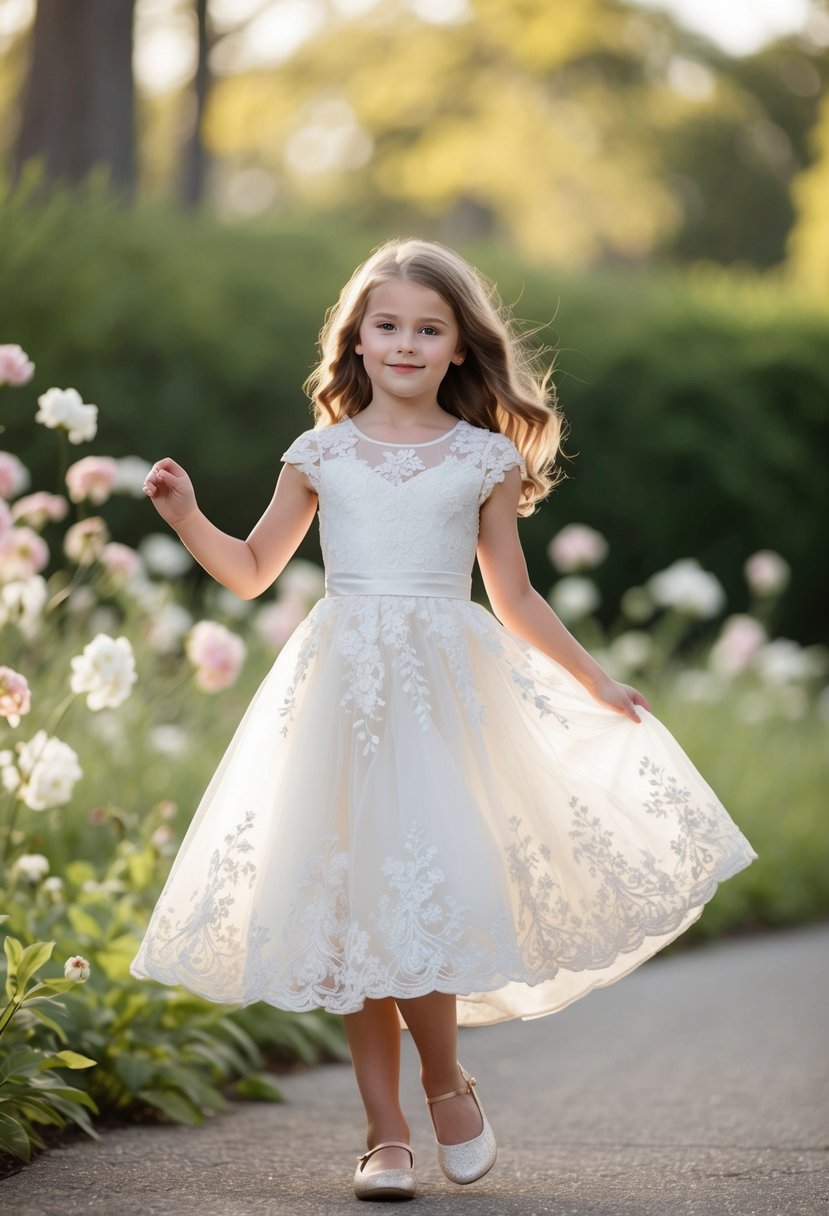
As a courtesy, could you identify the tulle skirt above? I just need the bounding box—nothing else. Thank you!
[129,592,757,1027]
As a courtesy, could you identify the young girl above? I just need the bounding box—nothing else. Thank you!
[130,238,757,1201]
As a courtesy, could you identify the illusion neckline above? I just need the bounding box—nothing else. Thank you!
[346,415,463,447]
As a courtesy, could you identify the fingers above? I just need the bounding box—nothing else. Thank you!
[143,458,182,497]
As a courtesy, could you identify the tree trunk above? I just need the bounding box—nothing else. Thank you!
[13,0,136,200]
[180,0,212,209]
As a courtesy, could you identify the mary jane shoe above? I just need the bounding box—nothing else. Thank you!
[353,1140,416,1200]
[425,1062,497,1185]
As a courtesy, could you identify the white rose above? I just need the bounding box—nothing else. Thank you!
[69,634,137,710]
[647,558,726,619]
[35,387,98,444]
[145,601,193,653]
[11,730,83,811]
[547,576,600,623]
[113,455,153,497]
[277,559,326,603]
[11,852,50,883]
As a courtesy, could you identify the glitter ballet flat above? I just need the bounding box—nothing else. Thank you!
[425,1062,497,1185]
[353,1140,416,1201]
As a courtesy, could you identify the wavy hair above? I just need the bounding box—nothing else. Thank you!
[303,237,568,515]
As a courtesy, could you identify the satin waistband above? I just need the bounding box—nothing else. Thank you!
[324,570,472,600]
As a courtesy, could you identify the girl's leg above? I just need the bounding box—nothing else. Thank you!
[395,992,484,1145]
[342,997,412,1174]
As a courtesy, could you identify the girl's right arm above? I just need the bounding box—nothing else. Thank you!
[143,457,318,600]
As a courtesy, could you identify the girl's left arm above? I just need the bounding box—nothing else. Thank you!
[476,467,650,723]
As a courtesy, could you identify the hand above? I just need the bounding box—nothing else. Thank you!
[143,458,198,530]
[587,674,651,723]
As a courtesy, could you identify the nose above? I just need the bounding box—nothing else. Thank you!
[395,331,416,352]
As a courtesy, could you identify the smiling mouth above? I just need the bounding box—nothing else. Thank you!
[389,363,424,370]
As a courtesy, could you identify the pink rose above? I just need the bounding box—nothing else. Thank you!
[0,344,35,387]
[0,666,31,727]
[65,455,119,505]
[0,452,31,500]
[186,620,247,692]
[0,499,11,540]
[0,526,49,581]
[744,550,790,598]
[708,615,767,676]
[11,491,69,530]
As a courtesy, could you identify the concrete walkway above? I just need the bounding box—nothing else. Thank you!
[2,922,827,1215]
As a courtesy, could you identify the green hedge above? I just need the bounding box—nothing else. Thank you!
[1,178,826,642]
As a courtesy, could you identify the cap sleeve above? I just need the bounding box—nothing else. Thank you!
[281,429,321,493]
[479,433,527,505]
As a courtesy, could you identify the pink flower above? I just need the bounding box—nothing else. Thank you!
[186,620,247,692]
[65,455,119,505]
[254,599,306,651]
[100,542,143,582]
[0,344,35,387]
[64,516,109,565]
[11,491,69,530]
[0,666,31,727]
[708,615,768,676]
[64,954,91,981]
[0,452,31,500]
[547,523,609,573]
[744,550,790,598]
[0,499,11,540]
[0,526,49,581]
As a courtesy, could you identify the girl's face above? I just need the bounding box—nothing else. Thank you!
[355,278,464,408]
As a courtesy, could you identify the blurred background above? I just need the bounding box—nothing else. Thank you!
[1,0,828,643]
[1,2,828,1151]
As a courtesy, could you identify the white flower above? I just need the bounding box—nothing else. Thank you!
[149,724,189,756]
[674,670,725,702]
[0,344,35,387]
[138,533,193,578]
[64,954,91,981]
[619,586,654,623]
[70,634,137,710]
[100,542,143,583]
[753,638,825,686]
[277,559,326,603]
[151,824,175,848]
[0,575,48,638]
[35,387,97,444]
[42,875,65,899]
[548,576,600,622]
[608,630,653,674]
[744,550,791,598]
[6,730,83,810]
[113,455,153,497]
[708,614,767,676]
[0,452,31,500]
[547,523,609,573]
[11,853,50,883]
[211,585,252,621]
[64,516,109,565]
[145,601,193,652]
[254,599,305,651]
[647,558,725,619]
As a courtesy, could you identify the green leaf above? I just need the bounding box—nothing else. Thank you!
[38,977,82,993]
[63,860,96,888]
[15,941,56,991]
[46,1050,98,1070]
[68,906,102,939]
[0,1109,32,1161]
[28,1082,99,1113]
[231,1071,284,1102]
[113,1054,158,1094]
[20,1006,68,1043]
[137,1087,206,1126]
[0,1047,47,1084]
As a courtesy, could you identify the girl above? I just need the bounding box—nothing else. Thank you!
[130,238,757,1201]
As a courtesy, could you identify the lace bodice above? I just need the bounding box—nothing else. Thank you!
[281,416,526,578]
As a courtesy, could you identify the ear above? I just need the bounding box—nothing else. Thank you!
[451,351,465,365]
[355,342,364,356]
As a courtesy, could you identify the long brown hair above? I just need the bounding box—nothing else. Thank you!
[303,237,567,515]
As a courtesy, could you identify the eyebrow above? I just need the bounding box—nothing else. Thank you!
[367,312,451,324]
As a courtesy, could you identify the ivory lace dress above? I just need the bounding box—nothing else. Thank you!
[130,415,757,1027]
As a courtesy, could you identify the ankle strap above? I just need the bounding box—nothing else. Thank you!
[425,1074,476,1106]
[357,1141,414,1167]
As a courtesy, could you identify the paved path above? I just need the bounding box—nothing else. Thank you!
[2,923,827,1215]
